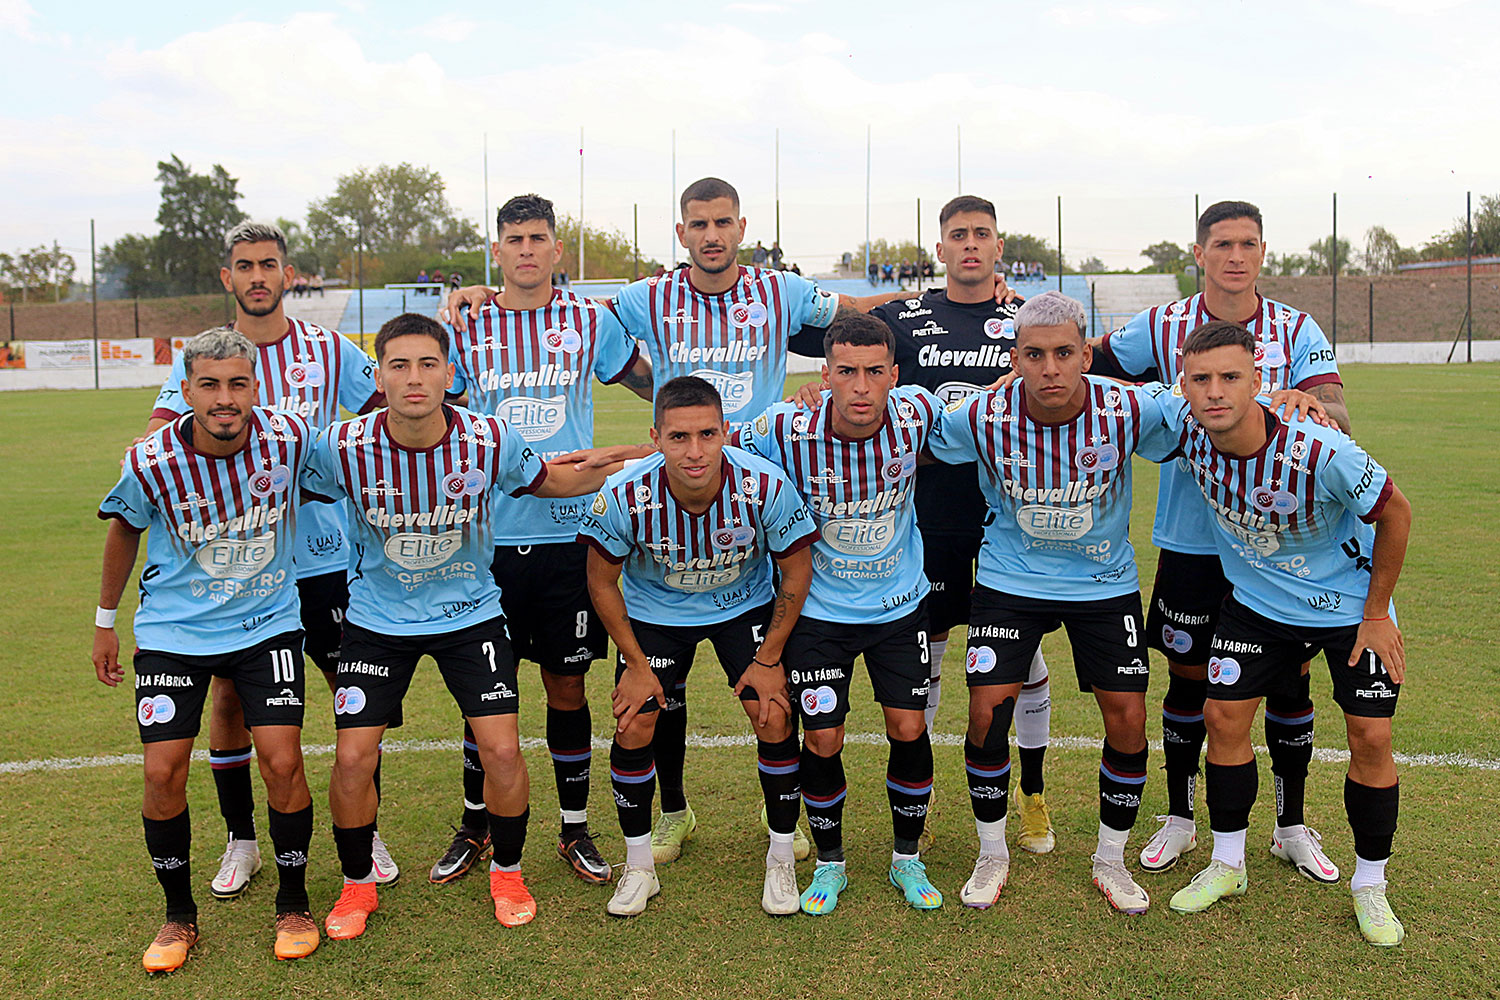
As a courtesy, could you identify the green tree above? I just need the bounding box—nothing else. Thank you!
[1420,193,1500,260]
[154,155,248,295]
[552,215,661,280]
[1362,226,1414,275]
[1139,240,1189,273]
[1305,235,1353,276]
[1265,251,1310,276]
[999,232,1069,273]
[1,243,77,302]
[99,233,166,298]
[1078,256,1107,274]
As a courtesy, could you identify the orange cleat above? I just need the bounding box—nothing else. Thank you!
[489,869,537,927]
[324,881,379,940]
[273,910,321,959]
[142,920,199,974]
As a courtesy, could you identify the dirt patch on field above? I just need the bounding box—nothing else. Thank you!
[3,295,233,342]
[1258,274,1498,344]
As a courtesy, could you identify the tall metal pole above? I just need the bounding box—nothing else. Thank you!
[1368,280,1374,346]
[671,129,677,266]
[578,127,585,281]
[1194,194,1201,294]
[633,203,640,280]
[1467,190,1474,362]
[915,197,921,284]
[956,125,962,193]
[483,132,491,287]
[1056,195,1063,291]
[774,127,781,250]
[90,219,98,390]
[864,125,872,281]
[357,219,364,348]
[1331,192,1338,349]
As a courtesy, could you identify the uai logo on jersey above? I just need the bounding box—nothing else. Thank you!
[689,369,754,414]
[1161,625,1193,654]
[285,361,325,388]
[443,469,489,498]
[495,395,567,442]
[882,450,918,482]
[1076,443,1120,472]
[1208,656,1241,685]
[1255,340,1287,367]
[966,646,996,674]
[138,694,177,727]
[544,327,583,353]
[249,464,292,498]
[1251,486,1297,514]
[712,524,757,549]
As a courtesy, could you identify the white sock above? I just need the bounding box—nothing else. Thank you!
[660,807,688,820]
[767,830,795,866]
[345,867,377,885]
[489,860,520,873]
[1096,822,1130,864]
[624,833,654,870]
[976,818,1008,859]
[561,808,588,826]
[892,849,919,865]
[924,638,947,730]
[1273,823,1306,841]
[1164,815,1196,832]
[1210,828,1247,868]
[1015,650,1052,750]
[1351,855,1388,892]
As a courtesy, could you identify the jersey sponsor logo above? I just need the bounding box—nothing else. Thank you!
[265,687,302,707]
[1344,454,1380,503]
[908,320,948,337]
[1289,440,1308,459]
[476,364,580,391]
[820,512,897,556]
[384,529,463,570]
[664,561,745,592]
[195,532,278,580]
[1254,341,1287,367]
[1017,503,1094,540]
[333,686,366,715]
[177,502,287,544]
[811,545,903,580]
[249,464,292,498]
[1076,443,1120,472]
[341,659,390,677]
[363,479,403,497]
[1207,655,1241,685]
[882,451,917,482]
[904,298,923,310]
[364,504,479,529]
[966,645,996,674]
[1356,680,1397,700]
[442,469,489,498]
[917,344,1010,369]
[800,685,839,716]
[137,694,177,726]
[1309,348,1336,364]
[712,524,757,549]
[171,492,213,512]
[285,361,325,388]
[1250,486,1298,514]
[790,412,811,433]
[633,484,652,503]
[142,438,161,456]
[544,327,583,353]
[494,395,568,441]
[1161,625,1193,654]
[689,369,755,414]
[984,318,1015,340]
[668,341,768,364]
[268,413,290,432]
[1104,389,1122,408]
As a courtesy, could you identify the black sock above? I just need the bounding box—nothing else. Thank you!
[1265,685,1314,829]
[1161,673,1208,821]
[886,732,933,855]
[372,749,383,803]
[965,738,1010,825]
[1345,777,1399,862]
[1098,742,1148,832]
[332,821,376,882]
[143,808,196,924]
[462,721,488,831]
[757,736,801,835]
[652,689,688,813]
[209,745,256,841]
[268,804,312,913]
[488,808,529,869]
[609,740,657,839]
[1205,760,1258,834]
[548,704,593,836]
[1018,746,1046,796]
[800,744,846,863]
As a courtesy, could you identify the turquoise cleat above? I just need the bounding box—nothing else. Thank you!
[799,862,848,915]
[889,858,943,910]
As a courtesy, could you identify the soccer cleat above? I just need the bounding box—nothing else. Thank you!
[324,881,379,939]
[799,862,848,916]
[273,911,320,960]
[888,858,943,910]
[960,854,1010,909]
[1352,882,1406,947]
[558,829,613,884]
[210,837,262,898]
[606,865,660,918]
[1270,827,1340,884]
[762,858,800,916]
[650,805,697,865]
[1168,859,1247,914]
[429,826,490,884]
[760,804,812,862]
[1016,792,1056,854]
[142,921,198,974]
[1138,816,1198,872]
[370,832,399,885]
[1092,855,1151,915]
[489,869,537,927]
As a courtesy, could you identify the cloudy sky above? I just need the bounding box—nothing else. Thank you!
[4,0,1497,273]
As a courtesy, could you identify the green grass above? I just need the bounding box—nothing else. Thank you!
[1,365,1497,999]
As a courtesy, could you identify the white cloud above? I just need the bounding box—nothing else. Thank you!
[417,13,479,42]
[0,0,37,40]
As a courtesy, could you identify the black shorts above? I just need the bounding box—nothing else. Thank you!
[334,616,520,729]
[1209,596,1400,718]
[923,531,981,636]
[492,543,608,675]
[297,571,349,674]
[618,603,772,716]
[1146,549,1232,665]
[966,586,1149,693]
[132,630,306,744]
[784,601,931,731]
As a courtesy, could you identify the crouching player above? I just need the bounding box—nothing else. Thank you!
[578,376,818,916]
[94,328,320,970]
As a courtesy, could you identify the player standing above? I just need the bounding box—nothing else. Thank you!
[95,329,320,969]
[578,376,818,916]
[1159,321,1411,947]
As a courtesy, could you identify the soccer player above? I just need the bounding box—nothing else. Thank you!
[874,194,1056,854]
[430,193,655,887]
[1158,321,1411,947]
[305,313,626,937]
[578,376,818,916]
[1091,201,1349,880]
[735,311,944,915]
[144,222,388,897]
[95,328,320,969]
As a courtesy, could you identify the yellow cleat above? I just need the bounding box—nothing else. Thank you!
[1353,883,1406,947]
[1016,792,1056,854]
[142,920,198,974]
[273,911,320,960]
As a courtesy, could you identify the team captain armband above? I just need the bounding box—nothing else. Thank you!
[808,286,838,329]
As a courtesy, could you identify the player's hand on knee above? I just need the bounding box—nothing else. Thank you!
[1268,389,1330,426]
[92,628,123,686]
[1350,618,1405,683]
[735,662,790,726]
[611,666,665,732]
[787,379,827,408]
[440,285,495,331]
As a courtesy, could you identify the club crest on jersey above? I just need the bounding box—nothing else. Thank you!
[966,646,996,674]
[138,694,177,726]
[1207,656,1241,685]
[334,686,367,715]
[249,464,292,498]
[883,451,918,482]
[591,493,608,516]
[285,361,325,388]
[544,327,583,353]
[712,524,757,549]
[634,484,652,503]
[1161,626,1193,654]
[1255,341,1287,367]
[1076,443,1120,472]
[690,369,754,414]
[1251,486,1297,514]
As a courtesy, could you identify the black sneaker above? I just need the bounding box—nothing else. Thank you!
[558,829,613,884]
[429,826,490,884]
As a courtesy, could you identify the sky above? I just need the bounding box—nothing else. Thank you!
[4,0,1498,274]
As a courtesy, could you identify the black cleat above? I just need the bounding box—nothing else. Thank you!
[429,826,490,884]
[558,829,613,884]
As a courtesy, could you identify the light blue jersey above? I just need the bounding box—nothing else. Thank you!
[98,408,311,654]
[1102,294,1341,555]
[302,405,547,636]
[928,377,1178,600]
[450,289,639,544]
[577,447,818,627]
[734,386,939,624]
[151,318,380,577]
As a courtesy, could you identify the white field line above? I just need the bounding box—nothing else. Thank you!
[2,733,1497,776]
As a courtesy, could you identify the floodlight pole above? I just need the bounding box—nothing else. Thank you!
[1194,194,1201,294]
[578,127,585,281]
[90,219,98,390]
[956,125,962,193]
[1467,191,1474,362]
[671,129,677,267]
[633,203,640,280]
[1056,195,1063,291]
[774,127,781,249]
[483,132,491,287]
[864,125,871,280]
[1331,192,1338,349]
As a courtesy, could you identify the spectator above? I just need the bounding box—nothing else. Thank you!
[867,260,879,286]
[450,272,462,290]
[310,273,324,297]
[882,261,895,285]
[769,241,784,269]
[1012,259,1026,281]
[790,262,802,275]
[416,268,430,284]
[752,241,768,268]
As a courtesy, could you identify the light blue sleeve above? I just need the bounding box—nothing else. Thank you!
[1131,383,1182,463]
[926,395,983,465]
[1102,307,1158,378]
[336,334,380,413]
[1314,432,1390,520]
[784,272,840,331]
[300,427,343,503]
[1289,314,1341,388]
[763,474,818,556]
[733,405,778,460]
[607,280,652,338]
[493,417,548,497]
[575,485,633,560]
[447,333,469,397]
[591,307,639,385]
[98,465,154,530]
[151,351,189,417]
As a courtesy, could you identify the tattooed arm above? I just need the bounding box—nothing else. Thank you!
[1307,381,1352,434]
[619,353,654,402]
[733,546,812,725]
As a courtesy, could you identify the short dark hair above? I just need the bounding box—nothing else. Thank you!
[497,193,555,237]
[375,312,449,362]
[1196,200,1263,246]
[223,221,287,267]
[823,308,895,362]
[939,195,997,227]
[680,177,739,217]
[1181,319,1255,358]
[654,375,723,426]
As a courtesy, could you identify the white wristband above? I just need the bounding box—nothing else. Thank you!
[95,606,118,628]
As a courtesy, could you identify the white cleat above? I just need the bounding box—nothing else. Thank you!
[210,838,262,899]
[960,854,1011,909]
[1092,855,1150,915]
[607,865,661,917]
[1138,816,1197,872]
[370,832,400,885]
[1270,827,1340,884]
[761,858,800,916]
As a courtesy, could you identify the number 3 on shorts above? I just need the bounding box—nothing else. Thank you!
[917,629,929,664]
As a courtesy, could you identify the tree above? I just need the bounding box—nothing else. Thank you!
[1305,235,1353,276]
[551,215,660,280]
[154,155,248,295]
[1,243,77,302]
[275,217,324,276]
[999,232,1069,273]
[1139,240,1190,273]
[1265,251,1310,277]
[845,231,1069,273]
[1362,226,1414,275]
[1078,256,1107,274]
[99,233,167,298]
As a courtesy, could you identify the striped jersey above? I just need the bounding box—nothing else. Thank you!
[151,318,380,577]
[734,385,940,624]
[928,378,1177,600]
[1101,294,1341,555]
[576,447,818,627]
[1157,392,1395,628]
[301,405,547,636]
[609,266,838,425]
[98,407,311,654]
[449,289,639,544]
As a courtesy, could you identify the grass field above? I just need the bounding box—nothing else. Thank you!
[1,364,1497,999]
